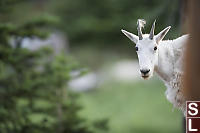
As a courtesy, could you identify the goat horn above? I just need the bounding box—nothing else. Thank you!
[137,19,145,40]
[149,19,156,40]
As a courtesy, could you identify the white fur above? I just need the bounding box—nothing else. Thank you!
[122,20,188,115]
[155,35,188,115]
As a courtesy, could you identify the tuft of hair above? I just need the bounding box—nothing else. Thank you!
[137,19,146,28]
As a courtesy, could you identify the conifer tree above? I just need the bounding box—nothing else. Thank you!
[0,1,108,133]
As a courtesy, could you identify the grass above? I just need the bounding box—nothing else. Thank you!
[79,79,183,133]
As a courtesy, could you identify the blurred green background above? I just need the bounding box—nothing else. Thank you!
[0,0,183,133]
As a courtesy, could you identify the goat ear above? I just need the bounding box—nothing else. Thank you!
[121,29,138,44]
[155,26,171,43]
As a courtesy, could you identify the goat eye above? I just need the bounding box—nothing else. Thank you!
[154,46,157,51]
[135,47,138,51]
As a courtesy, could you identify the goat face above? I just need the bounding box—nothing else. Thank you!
[135,36,158,79]
[121,19,171,79]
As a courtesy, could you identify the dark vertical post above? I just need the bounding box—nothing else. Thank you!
[183,0,200,101]
[183,0,200,132]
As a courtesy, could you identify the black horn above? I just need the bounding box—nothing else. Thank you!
[137,19,146,40]
[149,19,156,40]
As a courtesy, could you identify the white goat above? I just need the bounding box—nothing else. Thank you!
[121,19,188,115]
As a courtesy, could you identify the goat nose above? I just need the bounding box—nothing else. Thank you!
[140,69,150,75]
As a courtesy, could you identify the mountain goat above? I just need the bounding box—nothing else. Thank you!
[121,19,188,115]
